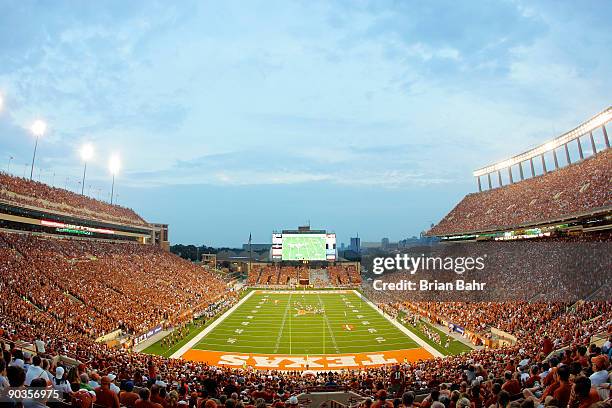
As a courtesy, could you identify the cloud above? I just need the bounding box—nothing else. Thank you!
[0,0,610,242]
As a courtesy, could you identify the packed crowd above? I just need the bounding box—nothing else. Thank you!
[0,231,231,345]
[429,148,612,236]
[364,235,611,302]
[0,238,609,407]
[247,264,361,286]
[0,172,148,226]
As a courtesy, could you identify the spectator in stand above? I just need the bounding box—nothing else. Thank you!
[119,381,140,408]
[95,376,120,408]
[568,376,600,408]
[24,355,50,386]
[136,387,163,408]
[501,372,521,396]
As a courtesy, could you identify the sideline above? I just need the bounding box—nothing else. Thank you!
[352,290,444,358]
[170,290,257,359]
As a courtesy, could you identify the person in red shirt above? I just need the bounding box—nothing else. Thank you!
[542,336,554,355]
[372,390,393,408]
[136,388,164,408]
[151,384,168,407]
[550,365,572,408]
[95,376,120,408]
[568,376,600,408]
[501,372,521,396]
[71,382,96,408]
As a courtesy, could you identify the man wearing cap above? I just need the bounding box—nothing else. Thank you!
[95,376,120,408]
[107,374,120,394]
[52,366,71,395]
[286,396,299,408]
[119,381,140,408]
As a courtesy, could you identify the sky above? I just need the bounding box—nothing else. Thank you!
[0,0,610,247]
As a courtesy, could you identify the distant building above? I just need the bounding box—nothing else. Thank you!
[381,237,390,248]
[349,236,361,253]
[241,243,272,251]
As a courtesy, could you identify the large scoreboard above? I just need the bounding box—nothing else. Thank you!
[271,230,336,261]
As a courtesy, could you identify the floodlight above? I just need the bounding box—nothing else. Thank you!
[109,154,121,175]
[31,120,47,137]
[80,143,94,161]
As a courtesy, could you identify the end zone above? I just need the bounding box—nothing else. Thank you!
[180,348,434,370]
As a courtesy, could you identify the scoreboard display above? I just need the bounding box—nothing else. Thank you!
[271,232,336,261]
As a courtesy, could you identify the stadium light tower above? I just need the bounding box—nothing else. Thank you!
[109,154,120,204]
[79,143,94,195]
[29,119,47,180]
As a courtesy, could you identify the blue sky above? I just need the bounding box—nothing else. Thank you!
[0,0,610,246]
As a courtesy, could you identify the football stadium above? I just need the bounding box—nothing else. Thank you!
[0,3,611,408]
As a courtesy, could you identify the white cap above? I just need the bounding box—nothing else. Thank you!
[56,366,65,379]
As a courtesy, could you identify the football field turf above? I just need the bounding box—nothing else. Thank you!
[172,290,439,369]
[193,290,418,354]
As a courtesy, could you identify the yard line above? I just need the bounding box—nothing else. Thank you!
[317,293,340,353]
[273,292,292,353]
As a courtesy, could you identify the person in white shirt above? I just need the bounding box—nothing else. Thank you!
[108,373,120,394]
[24,355,50,386]
[589,355,610,387]
[51,366,72,394]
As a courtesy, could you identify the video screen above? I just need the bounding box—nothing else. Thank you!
[281,234,327,261]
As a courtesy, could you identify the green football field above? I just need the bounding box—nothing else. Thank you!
[282,236,326,261]
[191,290,419,354]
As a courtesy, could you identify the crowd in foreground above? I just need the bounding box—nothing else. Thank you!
[0,301,610,408]
[0,232,610,407]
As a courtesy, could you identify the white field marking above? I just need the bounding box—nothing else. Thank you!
[206,327,403,334]
[273,292,292,353]
[352,290,444,358]
[199,344,417,351]
[198,338,414,346]
[317,293,340,353]
[202,332,410,341]
[169,290,256,359]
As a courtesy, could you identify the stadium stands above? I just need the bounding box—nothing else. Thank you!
[0,231,229,341]
[247,263,361,287]
[429,149,612,236]
[0,172,148,226]
[364,235,611,302]
[0,142,609,408]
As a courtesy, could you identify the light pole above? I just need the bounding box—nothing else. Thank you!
[80,144,94,195]
[7,156,13,173]
[109,154,120,204]
[30,120,47,180]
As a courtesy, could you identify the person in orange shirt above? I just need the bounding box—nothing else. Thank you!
[541,364,572,408]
